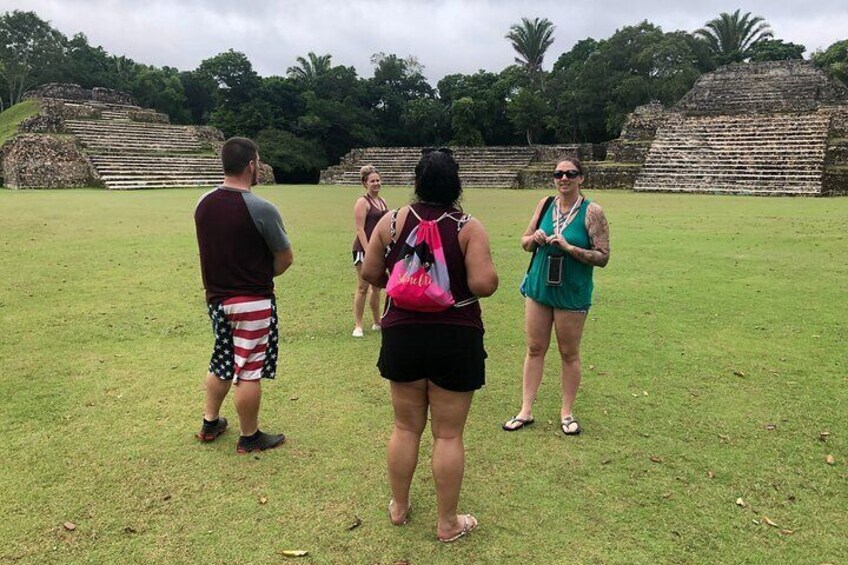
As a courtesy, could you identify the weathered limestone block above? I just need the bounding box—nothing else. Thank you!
[675,61,848,116]
[1,134,98,189]
[128,109,169,124]
[825,142,848,166]
[258,162,275,185]
[533,144,596,162]
[25,83,135,105]
[194,126,225,143]
[516,163,639,190]
[39,98,100,120]
[822,170,848,195]
[606,140,651,163]
[19,115,64,134]
[619,103,673,141]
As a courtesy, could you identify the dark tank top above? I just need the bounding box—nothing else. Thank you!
[352,195,388,252]
[381,202,483,331]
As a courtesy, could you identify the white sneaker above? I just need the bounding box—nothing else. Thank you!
[371,324,381,331]
[352,327,364,338]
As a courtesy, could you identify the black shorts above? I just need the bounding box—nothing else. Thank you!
[377,324,486,392]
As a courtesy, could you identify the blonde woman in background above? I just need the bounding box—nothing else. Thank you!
[352,165,388,337]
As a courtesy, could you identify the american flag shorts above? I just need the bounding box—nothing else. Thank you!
[207,296,279,382]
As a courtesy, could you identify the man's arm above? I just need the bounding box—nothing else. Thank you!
[273,247,293,276]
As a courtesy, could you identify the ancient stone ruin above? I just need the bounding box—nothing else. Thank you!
[322,61,848,196]
[321,145,608,189]
[627,60,848,196]
[1,83,273,189]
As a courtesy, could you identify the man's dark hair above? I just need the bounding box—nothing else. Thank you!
[221,137,259,175]
[414,149,462,207]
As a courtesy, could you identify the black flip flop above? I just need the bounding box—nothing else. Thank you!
[561,416,582,435]
[502,417,535,431]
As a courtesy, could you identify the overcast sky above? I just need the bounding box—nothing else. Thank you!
[5,0,847,83]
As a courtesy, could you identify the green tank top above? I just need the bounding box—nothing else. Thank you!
[524,198,594,310]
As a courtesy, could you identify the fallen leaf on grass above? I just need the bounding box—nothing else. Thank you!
[601,459,611,465]
[719,434,731,441]
[736,497,747,507]
[752,519,760,525]
[279,550,309,557]
[597,371,608,376]
[123,527,137,534]
[650,456,663,463]
[707,470,715,479]
[662,492,673,499]
[643,391,648,396]
[289,396,299,401]
[826,454,835,465]
[780,529,795,536]
[819,431,830,442]
[393,561,411,565]
[259,496,268,504]
[765,423,776,431]
[763,517,779,528]
[346,515,362,531]
[733,370,745,377]
[588,364,595,370]
[63,522,77,531]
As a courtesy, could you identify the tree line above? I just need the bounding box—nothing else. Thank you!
[1,9,846,182]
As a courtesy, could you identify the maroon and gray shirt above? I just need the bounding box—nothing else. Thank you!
[195,186,290,304]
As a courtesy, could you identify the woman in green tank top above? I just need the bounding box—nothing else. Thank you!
[503,158,610,436]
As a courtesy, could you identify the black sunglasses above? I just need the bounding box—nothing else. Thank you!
[422,146,454,156]
[554,169,581,180]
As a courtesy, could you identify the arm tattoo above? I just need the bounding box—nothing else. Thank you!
[568,204,610,267]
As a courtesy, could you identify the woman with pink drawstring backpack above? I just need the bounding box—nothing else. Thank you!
[362,147,498,543]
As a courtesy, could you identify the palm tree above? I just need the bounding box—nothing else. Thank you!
[505,17,556,75]
[695,10,773,64]
[286,52,332,82]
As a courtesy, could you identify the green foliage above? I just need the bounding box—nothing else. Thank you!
[369,53,434,145]
[255,128,326,182]
[286,52,332,83]
[449,97,484,146]
[748,39,805,62]
[506,87,549,144]
[401,98,449,146]
[812,39,848,86]
[0,98,38,146]
[438,70,522,145]
[694,9,774,65]
[197,49,262,107]
[506,17,556,75]
[548,23,703,142]
[179,70,217,124]
[0,10,66,109]
[129,66,189,123]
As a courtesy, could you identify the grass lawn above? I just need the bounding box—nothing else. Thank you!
[0,185,846,564]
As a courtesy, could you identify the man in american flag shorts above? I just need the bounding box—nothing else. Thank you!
[194,137,294,453]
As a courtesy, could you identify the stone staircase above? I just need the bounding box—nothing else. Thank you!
[61,111,221,189]
[88,154,222,190]
[634,112,831,195]
[65,120,205,154]
[322,146,536,188]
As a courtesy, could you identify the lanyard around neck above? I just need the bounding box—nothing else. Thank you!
[553,196,583,235]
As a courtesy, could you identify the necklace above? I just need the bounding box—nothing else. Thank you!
[552,195,583,235]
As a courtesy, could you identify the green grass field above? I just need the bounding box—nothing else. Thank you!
[0,186,846,564]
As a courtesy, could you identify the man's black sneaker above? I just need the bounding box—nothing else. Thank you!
[196,417,228,442]
[236,430,286,453]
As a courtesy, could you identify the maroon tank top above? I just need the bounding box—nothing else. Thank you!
[380,202,483,331]
[352,195,388,252]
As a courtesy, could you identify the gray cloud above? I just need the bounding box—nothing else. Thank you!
[3,0,846,83]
